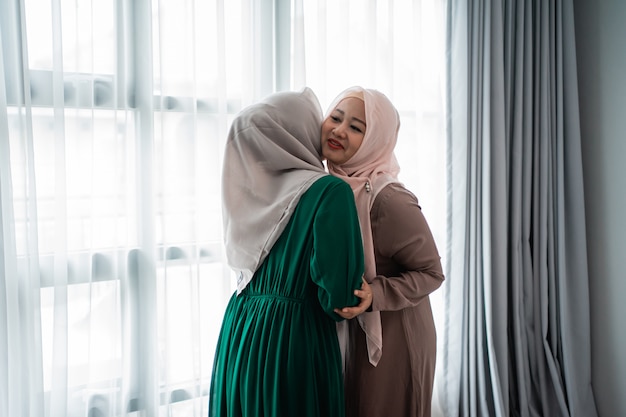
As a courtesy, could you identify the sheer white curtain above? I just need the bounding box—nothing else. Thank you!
[1,1,446,416]
[1,0,255,416]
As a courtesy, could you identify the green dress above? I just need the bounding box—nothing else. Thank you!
[209,175,364,417]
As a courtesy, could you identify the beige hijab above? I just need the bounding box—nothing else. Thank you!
[222,87,326,293]
[326,86,401,366]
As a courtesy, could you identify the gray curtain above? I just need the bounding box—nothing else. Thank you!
[439,1,599,416]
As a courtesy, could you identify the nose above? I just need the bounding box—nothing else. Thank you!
[333,124,347,138]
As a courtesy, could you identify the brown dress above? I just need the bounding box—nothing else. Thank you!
[344,183,445,417]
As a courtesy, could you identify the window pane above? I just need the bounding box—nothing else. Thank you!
[154,112,223,246]
[40,281,122,391]
[25,0,116,74]
[16,109,138,253]
[156,263,233,388]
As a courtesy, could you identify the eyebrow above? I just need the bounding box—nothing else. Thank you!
[334,108,367,127]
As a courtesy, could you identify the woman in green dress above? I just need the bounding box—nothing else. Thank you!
[209,87,365,417]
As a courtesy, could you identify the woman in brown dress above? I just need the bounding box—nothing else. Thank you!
[322,86,445,417]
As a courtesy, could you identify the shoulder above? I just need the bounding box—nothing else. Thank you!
[300,175,354,209]
[310,174,353,194]
[373,183,420,214]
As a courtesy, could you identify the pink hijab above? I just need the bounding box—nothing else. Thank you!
[326,86,401,366]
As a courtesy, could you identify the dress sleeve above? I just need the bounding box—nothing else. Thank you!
[310,180,364,321]
[369,184,445,312]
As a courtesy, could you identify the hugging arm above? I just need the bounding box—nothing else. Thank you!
[310,181,365,321]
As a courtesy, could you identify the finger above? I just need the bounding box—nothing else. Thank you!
[354,290,372,301]
[336,305,361,316]
[335,310,355,319]
[343,306,364,316]
[356,295,372,311]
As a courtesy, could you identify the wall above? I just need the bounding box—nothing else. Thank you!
[573,1,626,416]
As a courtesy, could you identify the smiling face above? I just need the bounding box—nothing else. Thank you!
[320,97,366,165]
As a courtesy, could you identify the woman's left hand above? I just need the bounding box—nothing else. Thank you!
[334,278,373,319]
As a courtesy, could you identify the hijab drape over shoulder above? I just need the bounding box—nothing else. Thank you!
[326,86,401,366]
[222,87,326,293]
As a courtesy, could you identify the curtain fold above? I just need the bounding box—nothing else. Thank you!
[441,0,598,416]
[1,1,45,416]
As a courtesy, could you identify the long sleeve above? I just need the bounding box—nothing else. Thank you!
[310,179,364,320]
[368,183,444,312]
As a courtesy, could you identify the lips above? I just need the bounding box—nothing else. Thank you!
[327,138,344,150]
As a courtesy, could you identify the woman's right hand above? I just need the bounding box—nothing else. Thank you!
[334,278,373,319]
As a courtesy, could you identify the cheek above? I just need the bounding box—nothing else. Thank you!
[349,135,364,151]
[320,121,332,136]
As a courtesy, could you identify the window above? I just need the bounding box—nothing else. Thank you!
[1,1,445,416]
[4,1,244,415]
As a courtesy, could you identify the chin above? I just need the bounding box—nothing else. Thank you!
[322,148,345,166]
[323,155,339,166]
